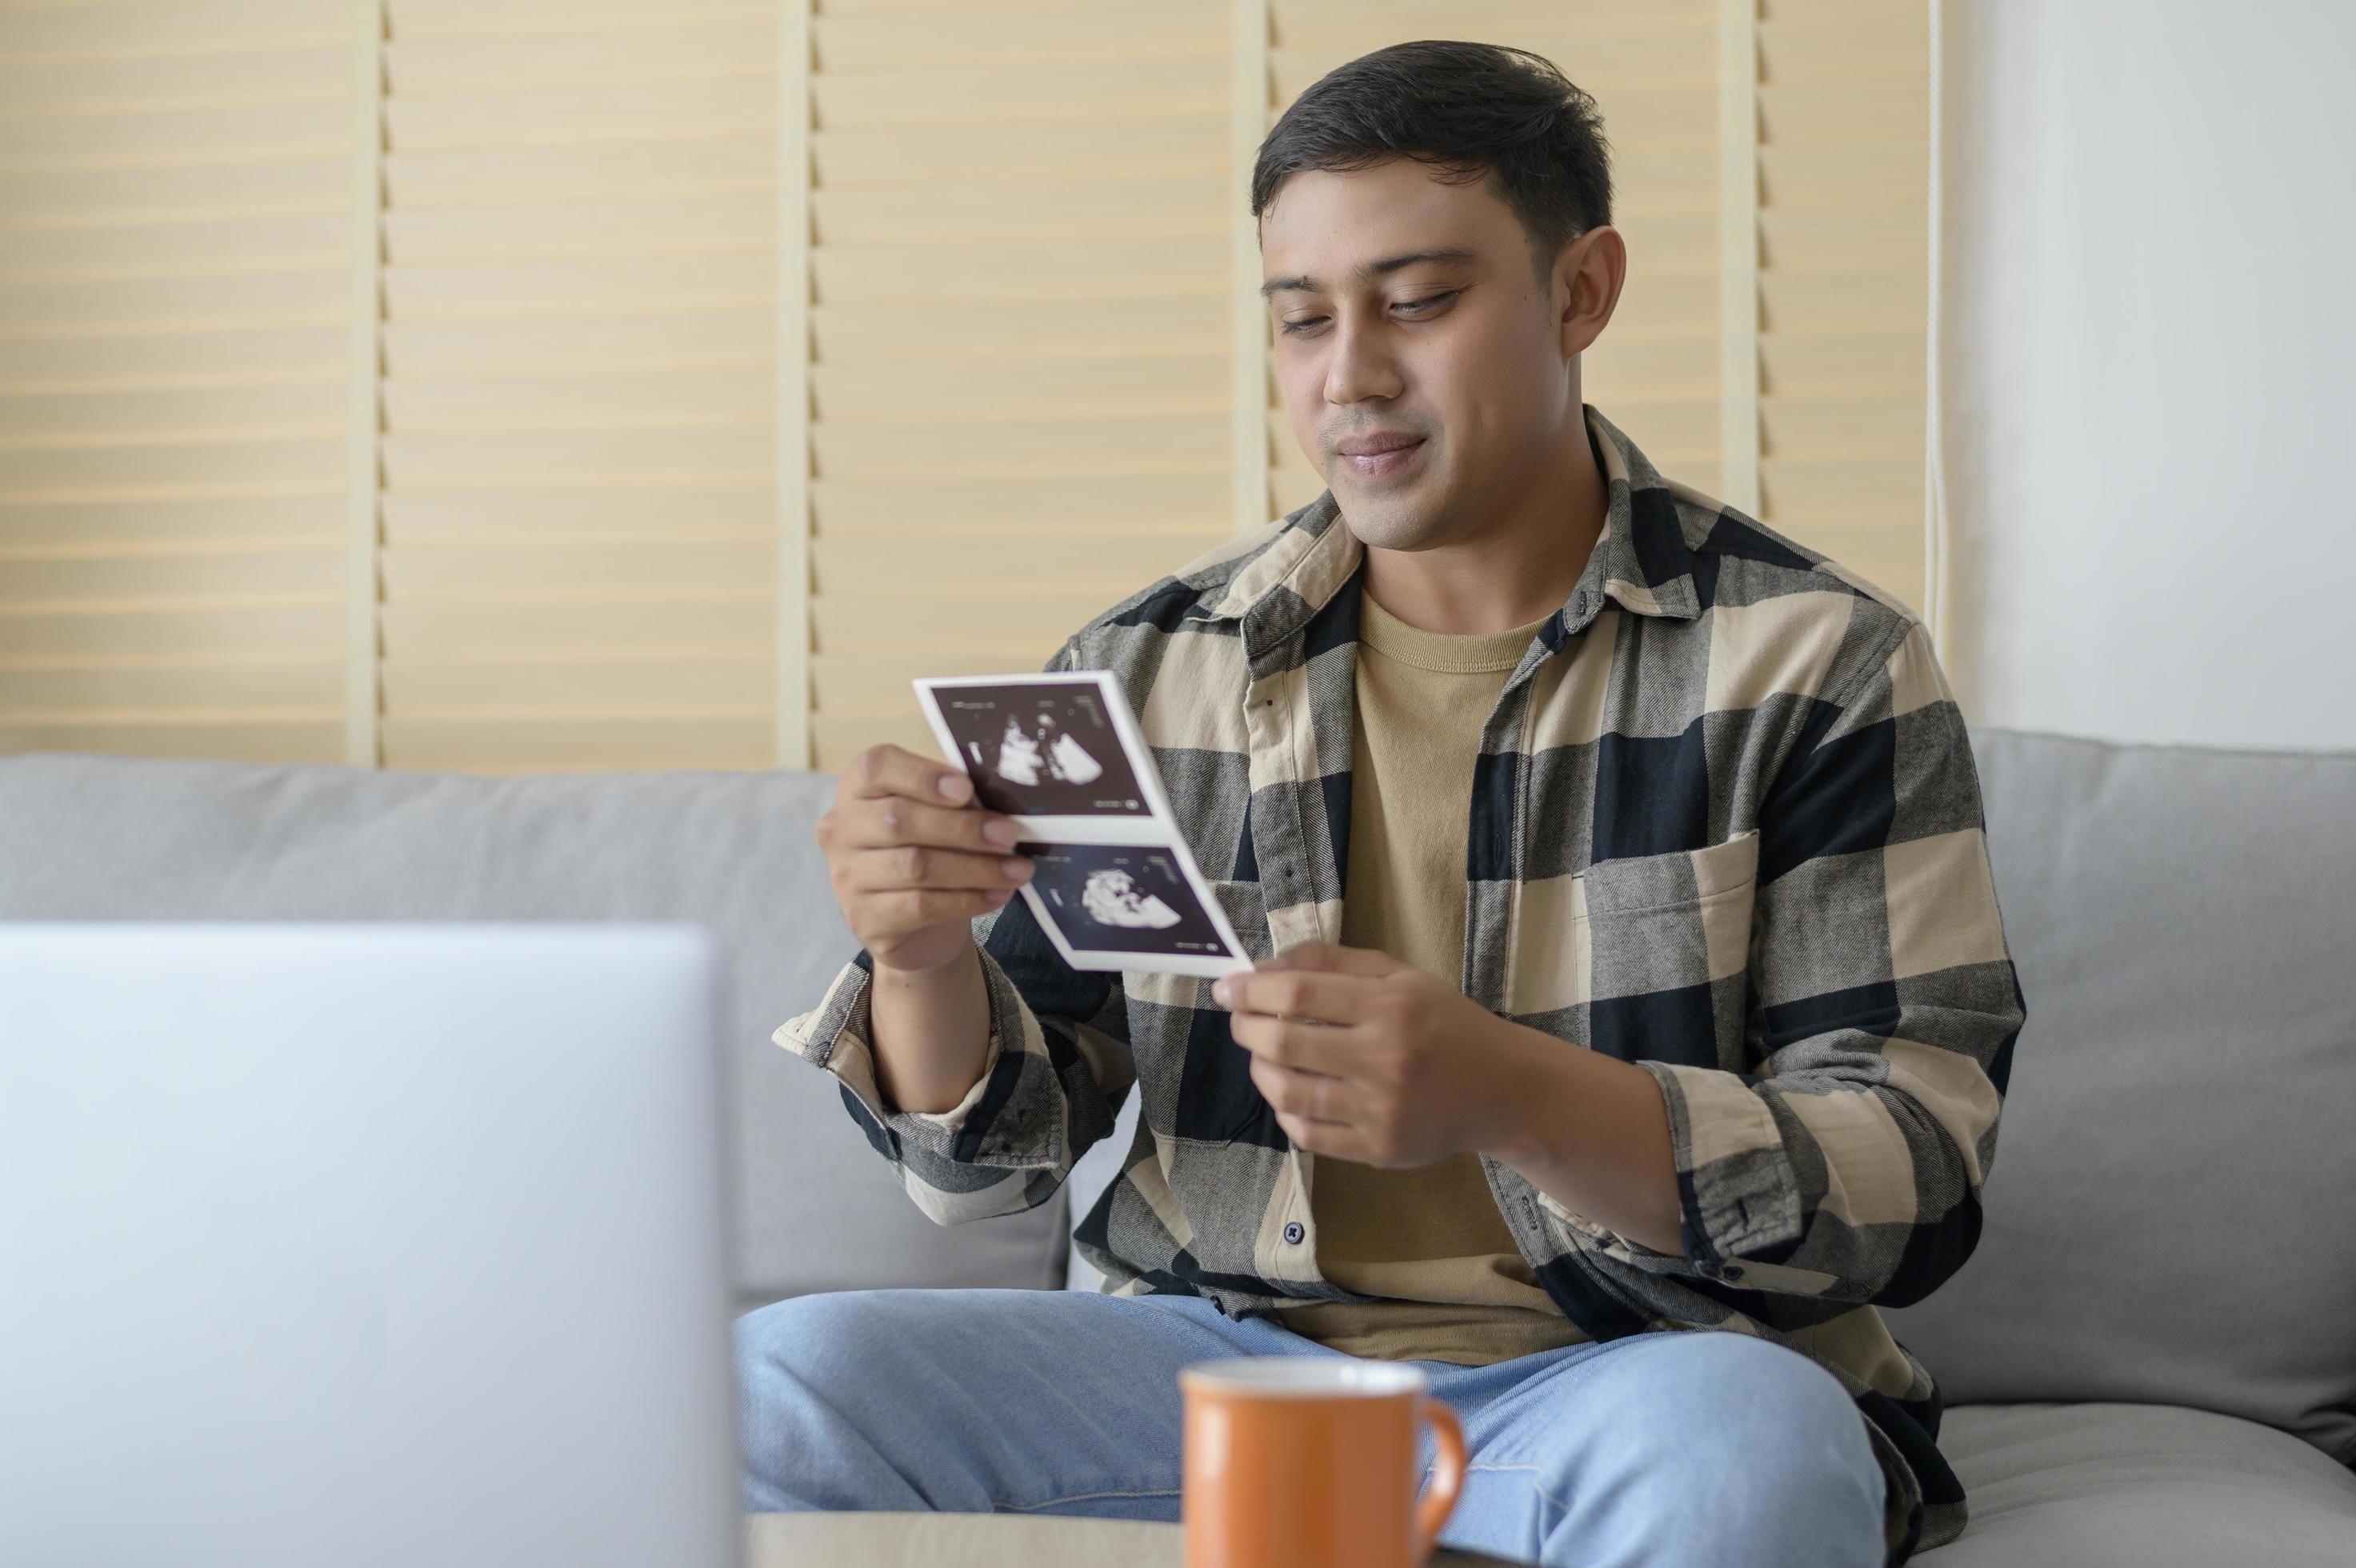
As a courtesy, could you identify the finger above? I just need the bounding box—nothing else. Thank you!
[842,842,1034,894]
[1217,966,1370,1026]
[1272,1109,1375,1162]
[1250,1055,1366,1126]
[842,794,1020,854]
[850,742,974,806]
[1231,1014,1357,1077]
[1260,940,1398,978]
[872,886,1018,928]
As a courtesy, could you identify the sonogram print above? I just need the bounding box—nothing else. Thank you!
[1015,842,1230,958]
[930,681,1150,818]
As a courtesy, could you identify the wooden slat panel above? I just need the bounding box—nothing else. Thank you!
[378,596,773,660]
[1757,328,1922,395]
[0,156,349,224]
[0,659,342,717]
[0,494,339,549]
[0,43,348,118]
[379,538,773,598]
[0,543,341,604]
[0,267,349,332]
[380,713,774,772]
[383,77,773,154]
[811,473,1226,534]
[814,297,1223,362]
[382,310,771,376]
[380,425,771,487]
[0,717,344,762]
[0,99,347,167]
[382,253,771,319]
[0,325,347,390]
[812,710,943,776]
[814,115,1222,188]
[816,413,1224,481]
[0,0,341,56]
[382,367,773,431]
[386,16,771,94]
[1753,0,1930,587]
[0,381,349,441]
[1760,392,1923,459]
[0,214,350,278]
[810,234,1225,303]
[0,602,342,660]
[814,526,1220,598]
[812,55,1226,130]
[816,355,1224,421]
[0,436,347,496]
[373,0,782,771]
[382,483,772,540]
[382,652,771,711]
[385,136,772,208]
[1271,0,1715,32]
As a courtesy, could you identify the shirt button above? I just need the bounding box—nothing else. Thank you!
[1571,591,1590,618]
[1282,1221,1305,1246]
[1714,1262,1744,1281]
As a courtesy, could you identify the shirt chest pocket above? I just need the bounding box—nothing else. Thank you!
[1506,829,1760,1066]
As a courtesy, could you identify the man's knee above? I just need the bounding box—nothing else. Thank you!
[733,1289,946,1512]
[1554,1330,1885,1567]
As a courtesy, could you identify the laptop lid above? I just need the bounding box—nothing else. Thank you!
[0,922,742,1568]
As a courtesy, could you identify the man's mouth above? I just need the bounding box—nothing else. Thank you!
[1336,437,1426,481]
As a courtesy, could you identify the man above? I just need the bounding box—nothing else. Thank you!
[740,39,2025,1568]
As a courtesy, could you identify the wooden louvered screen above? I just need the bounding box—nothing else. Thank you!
[0,0,367,763]
[801,1,1238,773]
[1264,2,1726,520]
[1,0,1933,774]
[376,0,783,772]
[1754,0,1929,611]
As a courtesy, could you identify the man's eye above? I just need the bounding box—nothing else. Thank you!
[1275,292,1460,336]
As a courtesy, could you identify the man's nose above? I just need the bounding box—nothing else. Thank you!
[1322,314,1403,407]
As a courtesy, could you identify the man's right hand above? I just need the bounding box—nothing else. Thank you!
[816,743,1035,976]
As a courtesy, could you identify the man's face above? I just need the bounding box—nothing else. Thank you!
[1259,158,1590,551]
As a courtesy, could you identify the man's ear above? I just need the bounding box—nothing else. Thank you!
[1557,225,1626,360]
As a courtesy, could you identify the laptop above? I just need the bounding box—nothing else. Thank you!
[0,922,743,1568]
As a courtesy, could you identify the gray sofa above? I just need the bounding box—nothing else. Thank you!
[3,727,2351,1566]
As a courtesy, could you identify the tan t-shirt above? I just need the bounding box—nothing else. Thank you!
[1274,588,1593,1366]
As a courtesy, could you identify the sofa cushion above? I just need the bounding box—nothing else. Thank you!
[0,751,1072,1308]
[1918,1402,2356,1566]
[742,1406,2356,1567]
[1880,729,2356,1469]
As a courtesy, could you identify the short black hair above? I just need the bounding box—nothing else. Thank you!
[1250,40,1614,283]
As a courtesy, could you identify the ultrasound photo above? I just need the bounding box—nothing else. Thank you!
[1014,841,1242,964]
[919,678,1151,820]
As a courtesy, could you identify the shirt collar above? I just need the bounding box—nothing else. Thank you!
[1203,402,1702,653]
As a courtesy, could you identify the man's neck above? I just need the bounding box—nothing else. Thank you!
[1357,413,1608,636]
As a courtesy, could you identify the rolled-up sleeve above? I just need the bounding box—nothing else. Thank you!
[774,634,1137,1226]
[778,892,1134,1226]
[1630,614,2026,1306]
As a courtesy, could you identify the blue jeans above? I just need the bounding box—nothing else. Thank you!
[734,1287,1886,1568]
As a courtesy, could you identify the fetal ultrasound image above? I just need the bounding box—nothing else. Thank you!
[930,681,1150,819]
[1015,841,1234,959]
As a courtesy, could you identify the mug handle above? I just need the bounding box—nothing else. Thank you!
[1411,1394,1468,1566]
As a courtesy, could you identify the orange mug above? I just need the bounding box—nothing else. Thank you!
[1179,1356,1467,1568]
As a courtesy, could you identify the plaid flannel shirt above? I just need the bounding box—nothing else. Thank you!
[778,404,2026,1566]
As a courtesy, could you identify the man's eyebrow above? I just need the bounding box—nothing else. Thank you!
[1258,247,1480,298]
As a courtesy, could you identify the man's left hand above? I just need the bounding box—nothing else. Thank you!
[1210,941,1541,1166]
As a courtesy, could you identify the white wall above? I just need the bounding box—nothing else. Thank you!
[1935,0,2356,750]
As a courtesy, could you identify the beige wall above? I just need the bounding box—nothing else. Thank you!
[0,0,1927,775]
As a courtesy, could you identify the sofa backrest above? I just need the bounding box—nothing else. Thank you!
[1878,728,2356,1468]
[0,752,1073,1312]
